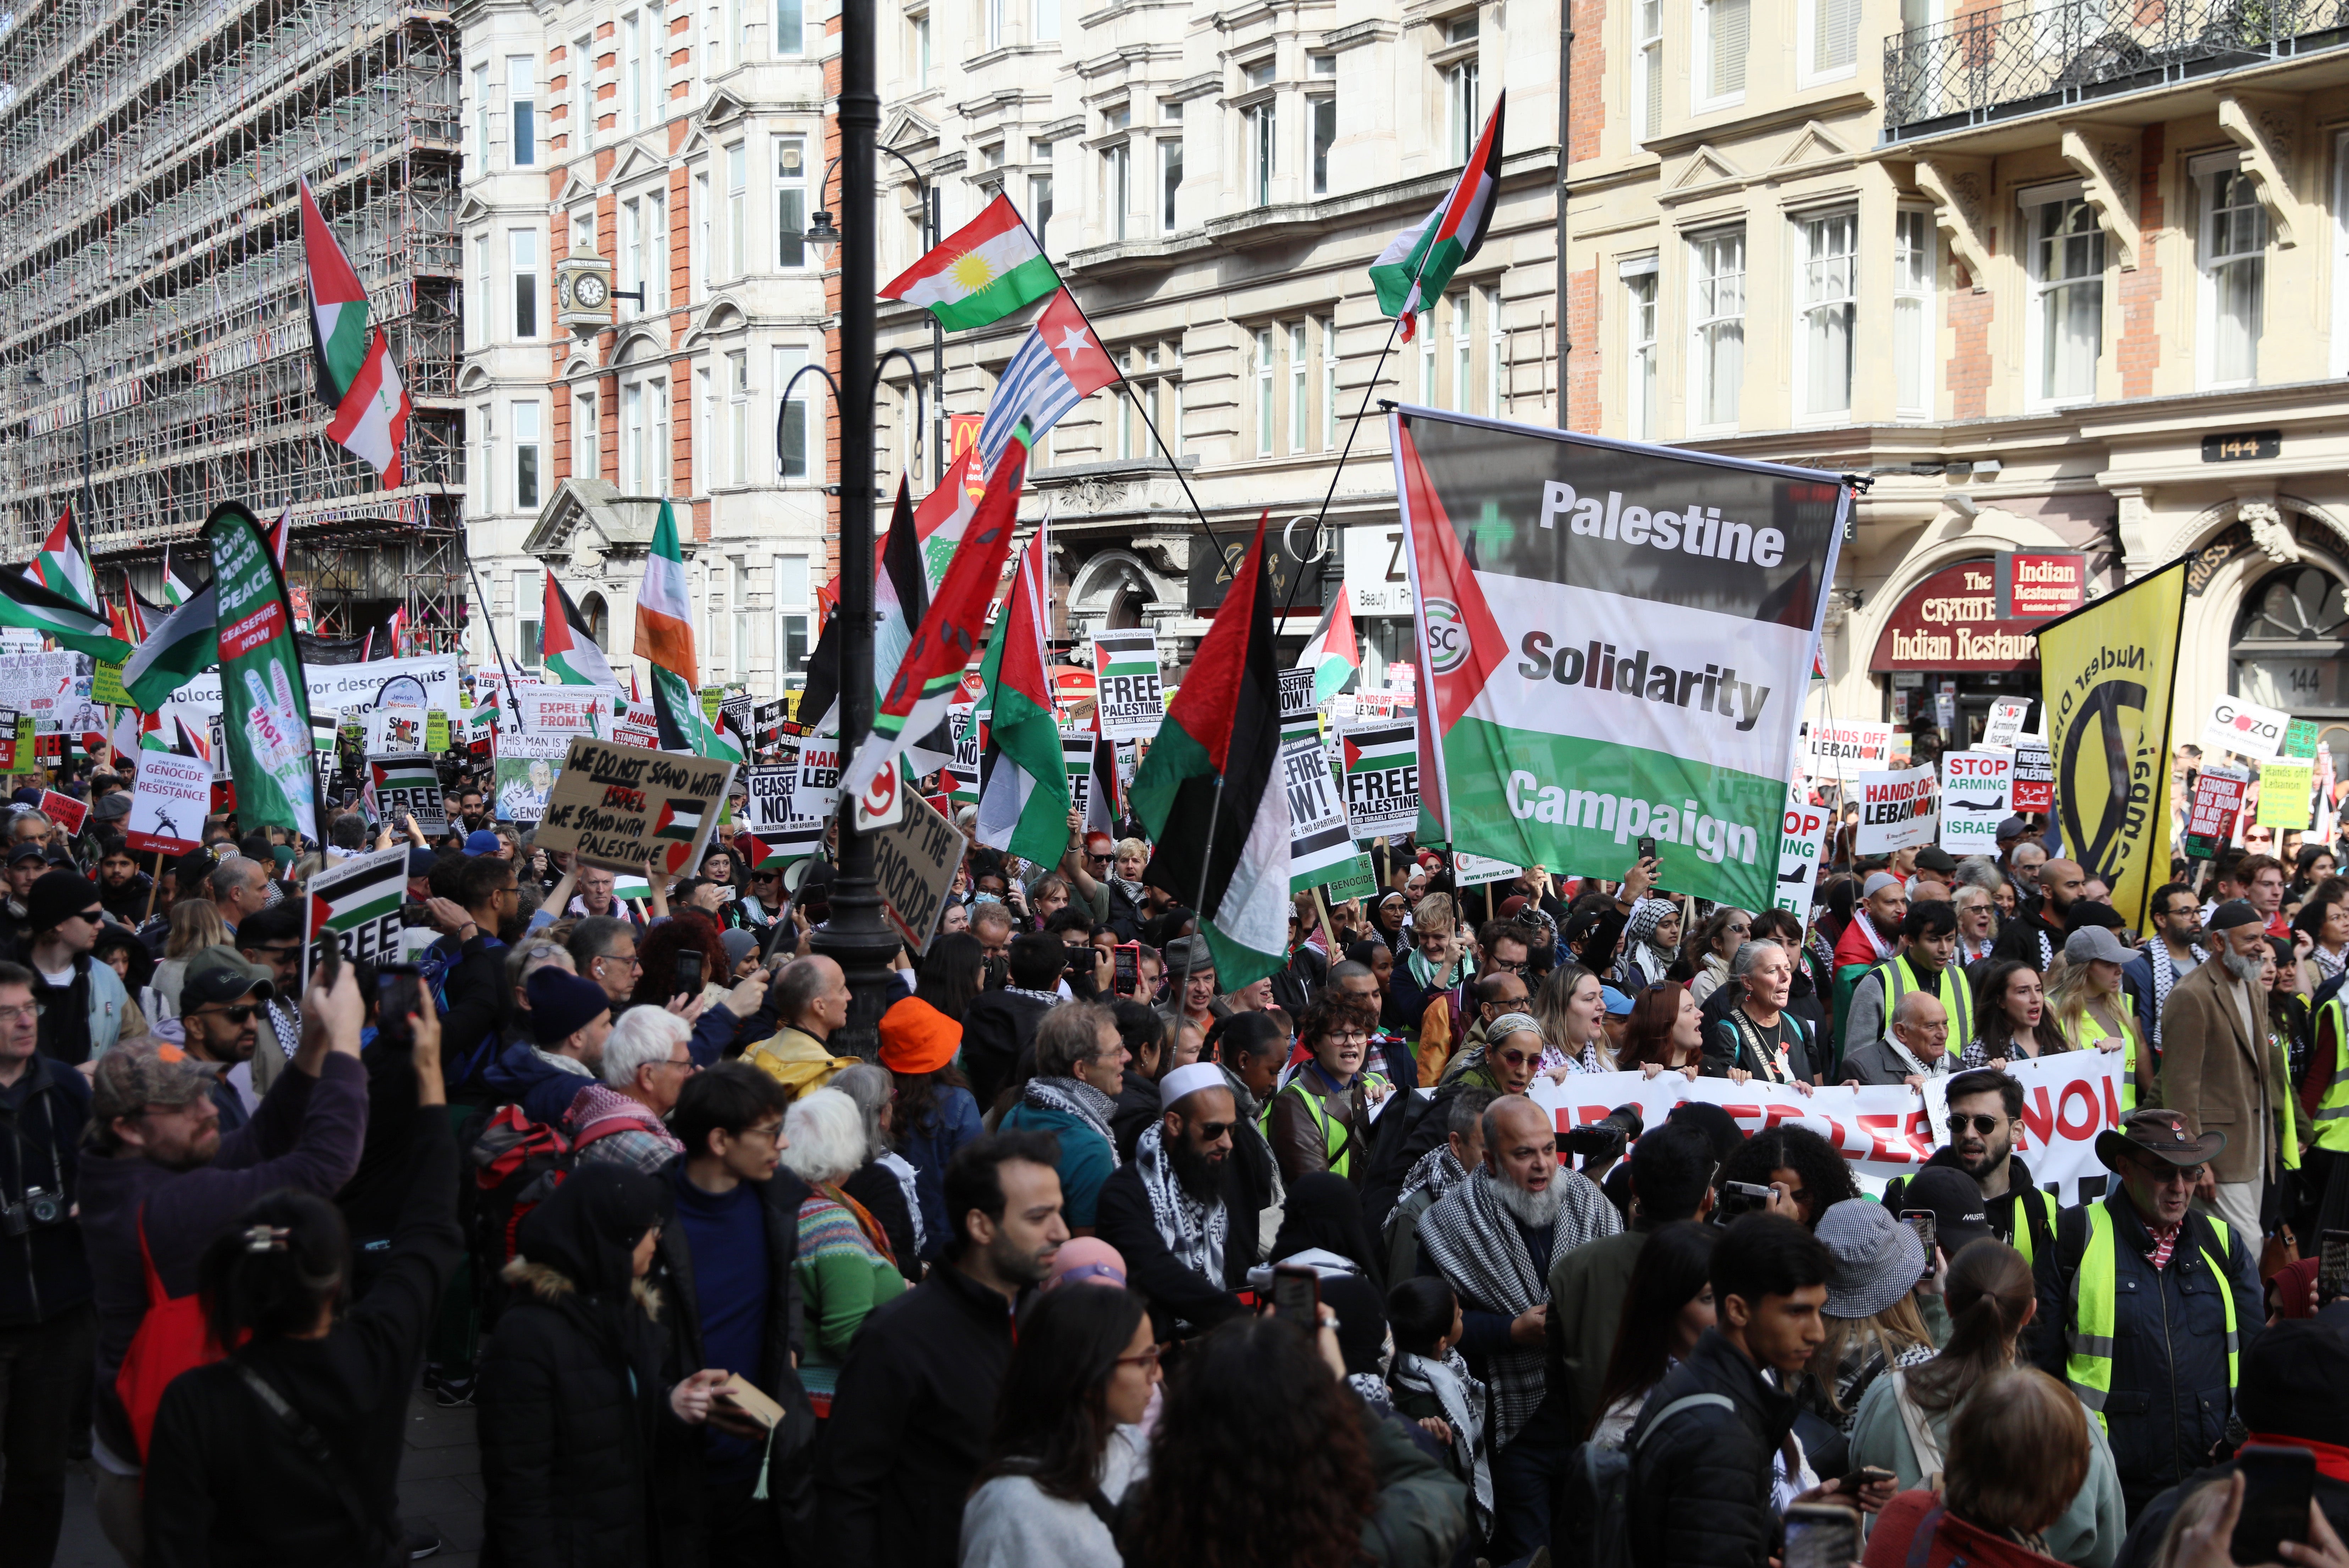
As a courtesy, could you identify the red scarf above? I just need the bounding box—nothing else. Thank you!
[2246,1435,2349,1485]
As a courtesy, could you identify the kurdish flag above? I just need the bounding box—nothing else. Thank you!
[1295,591,1360,702]
[300,178,372,404]
[121,580,218,712]
[841,438,1026,801]
[881,194,1060,331]
[306,844,408,966]
[325,329,411,487]
[27,509,98,615]
[1371,93,1506,342]
[542,574,618,688]
[975,529,1070,867]
[0,568,131,661]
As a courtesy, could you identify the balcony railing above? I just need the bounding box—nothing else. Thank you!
[1883,0,2349,135]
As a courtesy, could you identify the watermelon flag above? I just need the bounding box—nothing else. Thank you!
[121,581,218,712]
[0,568,131,661]
[1295,590,1360,702]
[841,439,1026,801]
[26,509,98,614]
[974,289,1117,471]
[635,500,739,761]
[542,574,618,688]
[300,177,372,404]
[1370,93,1505,342]
[975,528,1070,867]
[880,193,1060,332]
[326,328,411,487]
[1131,515,1289,988]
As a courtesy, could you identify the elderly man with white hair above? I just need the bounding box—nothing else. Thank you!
[567,1006,695,1172]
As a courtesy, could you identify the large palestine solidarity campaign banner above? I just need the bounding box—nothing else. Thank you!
[1394,407,1846,912]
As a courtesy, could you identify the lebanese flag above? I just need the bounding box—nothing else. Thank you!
[1130,514,1289,988]
[325,330,410,487]
[300,177,373,404]
[542,574,618,688]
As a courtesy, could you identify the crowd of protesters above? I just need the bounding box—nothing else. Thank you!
[6,751,2349,1568]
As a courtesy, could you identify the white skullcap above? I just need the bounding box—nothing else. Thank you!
[1159,1062,1229,1111]
[1863,872,1903,897]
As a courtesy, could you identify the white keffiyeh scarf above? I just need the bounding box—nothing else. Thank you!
[1133,1123,1226,1293]
[1385,1146,1466,1239]
[2148,940,2205,1049]
[1021,1077,1122,1168]
[1393,1348,1493,1533]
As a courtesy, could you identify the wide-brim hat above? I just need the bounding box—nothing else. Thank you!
[2096,1108,2224,1171]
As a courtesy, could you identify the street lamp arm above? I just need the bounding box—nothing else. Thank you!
[776,361,848,469]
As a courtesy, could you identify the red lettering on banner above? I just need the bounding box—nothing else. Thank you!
[2101,1077,2122,1128]
[1721,1104,1764,1136]
[2020,1088,2053,1152]
[2056,1081,2100,1142]
[1762,1103,1810,1132]
[1856,1113,1924,1164]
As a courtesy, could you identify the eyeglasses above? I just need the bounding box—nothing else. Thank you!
[1494,1048,1540,1068]
[2140,1161,2201,1186]
[1115,1346,1164,1368]
[1946,1112,2005,1135]
[1325,1029,1369,1044]
[0,1004,37,1025]
[655,1055,697,1073]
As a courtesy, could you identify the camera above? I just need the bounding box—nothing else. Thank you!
[0,1187,66,1237]
[1561,1104,1644,1164]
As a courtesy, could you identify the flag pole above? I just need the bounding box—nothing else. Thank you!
[463,554,523,734]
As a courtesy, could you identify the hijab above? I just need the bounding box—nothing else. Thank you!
[1270,1172,1386,1290]
[512,1165,672,1430]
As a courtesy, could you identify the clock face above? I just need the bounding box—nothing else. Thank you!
[574,274,607,308]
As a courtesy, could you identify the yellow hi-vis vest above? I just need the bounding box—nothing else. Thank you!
[2063,1204,2239,1429]
[2000,1184,2061,1265]
[2071,1008,2143,1114]
[1283,1071,1391,1178]
[1874,954,1973,1051]
[2310,996,2349,1155]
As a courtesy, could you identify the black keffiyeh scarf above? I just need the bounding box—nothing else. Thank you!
[1133,1123,1226,1298]
[1022,1077,1121,1168]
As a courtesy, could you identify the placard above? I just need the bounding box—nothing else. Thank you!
[1777,790,1830,914]
[1805,720,1897,781]
[869,789,967,950]
[425,710,451,753]
[1062,731,1096,823]
[1340,723,1419,839]
[364,707,430,754]
[793,739,841,820]
[614,700,662,750]
[522,686,622,738]
[1939,751,2012,855]
[0,653,91,737]
[306,845,410,967]
[1454,851,1520,888]
[2204,695,2288,761]
[2011,740,2053,813]
[125,751,211,855]
[1323,852,1380,903]
[1981,699,2032,751]
[745,764,799,830]
[534,737,737,875]
[1278,666,1318,723]
[0,710,20,772]
[2184,764,2249,859]
[2258,760,2315,830]
[91,661,128,708]
[493,732,568,822]
[1091,630,1164,741]
[2285,719,2322,761]
[1285,735,1355,891]
[37,790,87,837]
[368,755,447,834]
[1855,762,1940,854]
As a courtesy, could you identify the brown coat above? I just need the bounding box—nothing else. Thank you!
[2157,950,2281,1185]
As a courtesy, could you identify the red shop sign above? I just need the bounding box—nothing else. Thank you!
[1870,560,2042,672]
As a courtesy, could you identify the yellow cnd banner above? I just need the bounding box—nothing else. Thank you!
[2033,556,2188,934]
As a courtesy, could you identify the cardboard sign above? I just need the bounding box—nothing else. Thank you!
[1855,762,1940,854]
[1939,751,2013,855]
[368,755,446,834]
[2204,695,2288,760]
[125,751,211,855]
[307,845,410,967]
[793,740,841,820]
[535,738,737,875]
[1091,630,1164,742]
[494,733,568,823]
[2011,740,2053,812]
[1805,720,1897,780]
[37,789,87,837]
[1777,791,1830,915]
[2184,764,2250,859]
[2259,761,2315,830]
[869,789,967,950]
[1285,735,1355,891]
[1340,723,1419,839]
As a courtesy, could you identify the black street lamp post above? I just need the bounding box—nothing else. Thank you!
[807,141,944,487]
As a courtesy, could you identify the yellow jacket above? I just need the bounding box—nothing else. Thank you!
[744,1025,856,1100]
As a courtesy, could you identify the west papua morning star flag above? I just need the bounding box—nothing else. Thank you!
[1394,406,1846,914]
[974,290,1116,471]
[1371,94,1505,343]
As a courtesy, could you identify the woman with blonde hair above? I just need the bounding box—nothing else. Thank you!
[2042,925,2151,1108]
[1530,962,1612,1073]
[151,896,227,1018]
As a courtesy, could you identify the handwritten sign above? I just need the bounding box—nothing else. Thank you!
[534,737,737,875]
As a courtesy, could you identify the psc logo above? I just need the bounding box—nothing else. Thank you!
[2211,700,2282,745]
[1424,600,1468,675]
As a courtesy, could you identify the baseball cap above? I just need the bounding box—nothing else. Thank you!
[407,848,437,878]
[90,1040,217,1122]
[181,945,276,1007]
[1600,985,1635,1018]
[462,829,502,857]
[1900,1166,1994,1257]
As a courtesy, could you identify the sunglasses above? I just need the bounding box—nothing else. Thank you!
[1495,1048,1540,1068]
[1946,1112,2005,1135]
[1189,1120,1237,1141]
[201,1005,258,1023]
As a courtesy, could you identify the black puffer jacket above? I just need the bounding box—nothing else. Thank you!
[1626,1328,1798,1568]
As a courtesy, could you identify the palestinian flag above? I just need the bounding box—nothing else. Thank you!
[880,193,1061,331]
[0,568,130,661]
[264,508,291,570]
[121,580,218,712]
[26,509,98,614]
[1086,733,1121,841]
[842,439,1026,801]
[975,529,1070,866]
[1370,93,1506,342]
[1296,591,1359,702]
[542,574,617,688]
[139,713,210,761]
[325,329,410,487]
[654,797,703,843]
[161,548,192,607]
[796,609,843,736]
[300,178,372,404]
[1131,515,1289,988]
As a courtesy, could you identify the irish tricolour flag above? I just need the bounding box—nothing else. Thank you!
[1371,94,1505,342]
[881,194,1060,332]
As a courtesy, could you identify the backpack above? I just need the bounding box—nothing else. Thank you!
[468,1105,579,1329]
[1553,1392,1733,1568]
[115,1207,221,1461]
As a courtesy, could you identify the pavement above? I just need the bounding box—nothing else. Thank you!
[57,1388,486,1568]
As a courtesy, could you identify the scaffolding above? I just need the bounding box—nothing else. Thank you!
[0,0,464,645]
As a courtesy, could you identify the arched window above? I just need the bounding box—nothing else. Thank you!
[2232,563,2349,775]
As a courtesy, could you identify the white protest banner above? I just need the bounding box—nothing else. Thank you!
[745,764,799,831]
[522,686,624,738]
[163,654,465,734]
[363,707,429,754]
[125,752,211,855]
[2011,740,2054,813]
[493,733,568,822]
[1981,699,2032,751]
[1856,762,1939,854]
[1939,751,2013,855]
[1806,720,1897,782]
[1455,851,1520,888]
[1091,630,1165,742]
[534,738,737,876]
[1285,735,1356,891]
[1340,723,1419,839]
[793,739,841,820]
[2204,695,2288,761]
[368,755,447,834]
[1776,790,1830,914]
[306,845,410,967]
